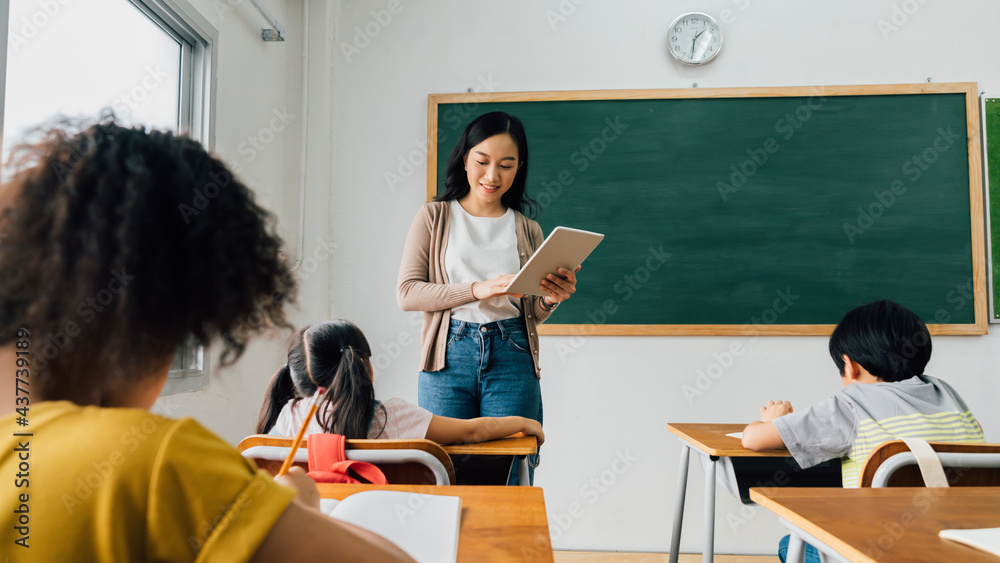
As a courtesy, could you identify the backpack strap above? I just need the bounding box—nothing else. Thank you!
[900,437,949,488]
[327,459,388,485]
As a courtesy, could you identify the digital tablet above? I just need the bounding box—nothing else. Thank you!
[504,226,604,296]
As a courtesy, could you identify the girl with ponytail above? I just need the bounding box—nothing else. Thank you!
[257,320,545,446]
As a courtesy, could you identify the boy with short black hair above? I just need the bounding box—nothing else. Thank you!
[742,299,984,488]
[742,299,985,562]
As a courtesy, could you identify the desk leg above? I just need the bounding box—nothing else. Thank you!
[668,444,690,563]
[519,456,529,486]
[777,518,849,563]
[785,534,805,563]
[703,455,717,563]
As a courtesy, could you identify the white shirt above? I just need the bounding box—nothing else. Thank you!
[272,397,433,440]
[445,200,521,323]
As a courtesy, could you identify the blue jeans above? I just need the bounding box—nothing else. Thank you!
[418,318,542,485]
[778,534,822,563]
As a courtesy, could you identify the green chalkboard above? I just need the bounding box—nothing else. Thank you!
[428,84,987,335]
[985,97,1000,322]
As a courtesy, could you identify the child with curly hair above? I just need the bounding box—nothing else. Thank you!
[0,118,413,562]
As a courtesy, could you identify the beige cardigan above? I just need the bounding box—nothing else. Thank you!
[396,201,554,377]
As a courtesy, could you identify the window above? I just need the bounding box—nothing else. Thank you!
[2,0,217,394]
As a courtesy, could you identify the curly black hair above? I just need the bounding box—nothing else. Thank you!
[0,117,296,404]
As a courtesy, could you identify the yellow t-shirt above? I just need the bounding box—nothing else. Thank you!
[0,401,295,562]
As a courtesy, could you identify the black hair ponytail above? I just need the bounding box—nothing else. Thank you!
[260,320,382,438]
[315,346,386,438]
[256,364,297,433]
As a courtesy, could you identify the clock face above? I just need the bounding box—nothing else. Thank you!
[668,12,722,65]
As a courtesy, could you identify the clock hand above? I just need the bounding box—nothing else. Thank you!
[691,27,707,59]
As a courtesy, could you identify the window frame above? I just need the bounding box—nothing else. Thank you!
[0,0,219,395]
[129,0,217,155]
[131,0,218,395]
[0,3,8,146]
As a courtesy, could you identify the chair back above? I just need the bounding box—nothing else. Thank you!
[237,435,456,485]
[859,440,1000,487]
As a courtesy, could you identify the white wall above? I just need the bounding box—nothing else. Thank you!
[160,0,1000,556]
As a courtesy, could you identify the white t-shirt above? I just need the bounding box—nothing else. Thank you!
[271,397,434,440]
[445,199,521,323]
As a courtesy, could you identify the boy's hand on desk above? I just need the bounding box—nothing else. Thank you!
[277,466,321,510]
[759,400,793,422]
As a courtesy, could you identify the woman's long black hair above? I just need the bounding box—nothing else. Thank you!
[436,111,538,218]
[256,320,387,438]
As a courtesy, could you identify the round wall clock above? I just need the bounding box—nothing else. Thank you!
[668,12,723,65]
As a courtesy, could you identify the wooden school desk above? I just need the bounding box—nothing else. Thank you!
[750,486,1000,563]
[316,483,554,562]
[445,435,537,486]
[667,423,840,563]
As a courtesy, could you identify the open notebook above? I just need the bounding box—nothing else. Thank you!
[939,527,1000,557]
[321,491,462,563]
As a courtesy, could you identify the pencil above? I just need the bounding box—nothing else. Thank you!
[276,387,326,478]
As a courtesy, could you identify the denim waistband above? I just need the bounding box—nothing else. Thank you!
[449,317,526,337]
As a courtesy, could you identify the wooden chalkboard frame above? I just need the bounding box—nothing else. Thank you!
[427,83,987,336]
[983,95,1000,323]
